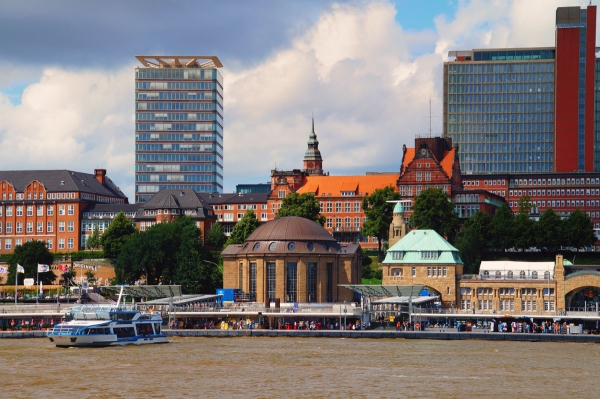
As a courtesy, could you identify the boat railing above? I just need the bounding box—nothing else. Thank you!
[0,304,71,314]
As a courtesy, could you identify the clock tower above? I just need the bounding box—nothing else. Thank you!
[303,118,324,175]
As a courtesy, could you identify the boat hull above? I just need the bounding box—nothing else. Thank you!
[48,334,169,348]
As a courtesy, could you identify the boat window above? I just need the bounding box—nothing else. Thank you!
[154,323,161,334]
[113,327,136,338]
[136,323,154,336]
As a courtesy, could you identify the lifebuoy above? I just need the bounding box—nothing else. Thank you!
[415,323,420,330]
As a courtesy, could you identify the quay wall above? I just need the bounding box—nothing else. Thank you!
[3,330,600,343]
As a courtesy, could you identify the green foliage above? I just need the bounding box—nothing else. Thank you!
[86,225,101,250]
[489,203,515,251]
[6,241,56,285]
[464,210,492,247]
[362,186,400,258]
[454,226,483,274]
[115,217,217,294]
[84,270,97,285]
[277,192,325,225]
[206,222,226,249]
[60,271,76,286]
[535,208,562,252]
[513,212,536,251]
[226,209,260,246]
[517,195,532,215]
[411,188,459,242]
[100,211,136,259]
[564,209,595,250]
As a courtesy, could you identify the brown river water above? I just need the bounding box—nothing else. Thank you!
[1,337,598,398]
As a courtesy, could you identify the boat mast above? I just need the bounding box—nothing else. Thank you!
[116,286,124,307]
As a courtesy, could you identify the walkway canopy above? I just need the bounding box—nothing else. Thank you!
[144,294,221,306]
[101,285,182,298]
[340,285,425,298]
[372,296,439,305]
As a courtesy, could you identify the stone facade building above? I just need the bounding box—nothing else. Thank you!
[221,216,362,303]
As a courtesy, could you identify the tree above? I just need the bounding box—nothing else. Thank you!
[454,226,484,274]
[463,210,492,248]
[489,203,515,251]
[411,188,459,242]
[115,217,217,294]
[84,270,97,285]
[100,211,136,259]
[60,271,76,287]
[362,186,400,258]
[564,209,595,250]
[536,208,562,252]
[7,241,56,285]
[226,209,260,246]
[513,212,536,251]
[86,225,101,250]
[206,222,226,249]
[277,192,325,225]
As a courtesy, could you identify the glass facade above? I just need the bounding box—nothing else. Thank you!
[445,58,555,173]
[135,62,223,203]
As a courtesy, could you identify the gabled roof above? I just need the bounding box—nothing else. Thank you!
[401,147,456,179]
[384,229,463,265]
[296,175,398,196]
[0,170,127,198]
[140,188,211,210]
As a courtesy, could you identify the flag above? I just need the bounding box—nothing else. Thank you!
[58,264,69,272]
[37,264,50,273]
[0,266,6,273]
[17,264,25,273]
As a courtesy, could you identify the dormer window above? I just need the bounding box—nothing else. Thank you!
[421,251,439,260]
[392,251,403,260]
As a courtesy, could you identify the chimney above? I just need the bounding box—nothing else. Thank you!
[94,169,106,185]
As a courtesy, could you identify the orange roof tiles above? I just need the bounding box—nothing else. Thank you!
[439,147,456,179]
[402,147,456,179]
[297,174,398,196]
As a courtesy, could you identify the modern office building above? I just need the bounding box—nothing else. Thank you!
[443,5,599,174]
[134,56,224,204]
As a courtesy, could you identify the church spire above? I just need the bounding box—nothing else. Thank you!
[303,116,323,175]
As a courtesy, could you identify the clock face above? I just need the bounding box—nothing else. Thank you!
[307,161,315,168]
[420,149,427,156]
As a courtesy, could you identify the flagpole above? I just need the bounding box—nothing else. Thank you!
[15,265,17,306]
[36,268,39,304]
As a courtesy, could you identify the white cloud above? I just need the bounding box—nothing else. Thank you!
[0,0,595,198]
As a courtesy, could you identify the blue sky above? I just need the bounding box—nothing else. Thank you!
[0,0,594,199]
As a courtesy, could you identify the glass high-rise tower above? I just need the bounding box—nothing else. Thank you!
[134,56,224,203]
[443,5,599,175]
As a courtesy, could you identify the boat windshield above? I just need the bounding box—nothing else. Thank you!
[52,325,84,336]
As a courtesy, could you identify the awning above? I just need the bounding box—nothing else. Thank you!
[144,294,222,305]
[340,285,425,297]
[101,285,182,298]
[372,296,439,305]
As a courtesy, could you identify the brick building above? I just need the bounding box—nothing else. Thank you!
[0,169,128,254]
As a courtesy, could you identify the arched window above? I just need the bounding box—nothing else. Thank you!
[483,271,490,278]
[507,271,513,279]
[391,268,403,276]
[531,271,538,279]
[519,271,526,279]
[543,271,550,279]
[495,271,502,279]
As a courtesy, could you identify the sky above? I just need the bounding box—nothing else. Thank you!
[0,0,596,200]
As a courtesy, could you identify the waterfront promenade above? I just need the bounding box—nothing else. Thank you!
[4,328,600,343]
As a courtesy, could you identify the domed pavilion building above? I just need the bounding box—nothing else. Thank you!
[221,216,362,304]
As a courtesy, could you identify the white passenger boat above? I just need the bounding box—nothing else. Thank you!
[47,285,175,348]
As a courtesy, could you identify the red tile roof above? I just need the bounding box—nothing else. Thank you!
[297,174,398,196]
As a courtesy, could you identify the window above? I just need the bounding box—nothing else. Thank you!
[47,222,53,233]
[68,221,74,232]
[249,262,257,297]
[391,268,402,276]
[278,191,286,198]
[16,222,22,233]
[531,271,538,279]
[59,222,65,232]
[412,267,416,277]
[37,222,43,233]
[354,202,360,212]
[285,262,297,302]
[416,172,422,181]
[58,238,65,249]
[26,222,33,233]
[425,172,431,181]
[326,263,333,302]
[335,202,341,212]
[47,205,53,216]
[6,222,12,233]
[26,206,33,216]
[5,239,11,250]
[326,202,332,212]
[307,262,317,302]
[326,217,332,228]
[68,238,74,249]
[0,222,2,233]
[6,206,12,216]
[37,205,43,216]
[421,251,439,260]
[16,206,23,216]
[15,239,22,247]
[267,262,276,300]
[392,251,403,260]
[68,205,74,215]
[59,205,65,215]
[344,202,350,213]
